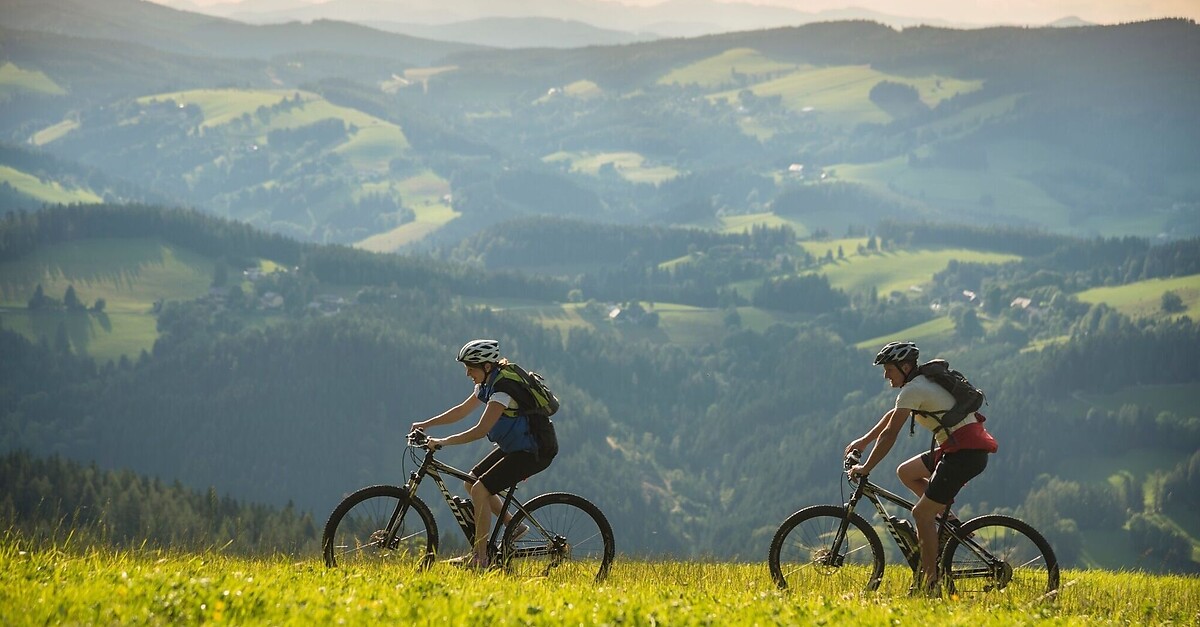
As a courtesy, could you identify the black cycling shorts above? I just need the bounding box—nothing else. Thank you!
[471,446,553,495]
[920,449,989,505]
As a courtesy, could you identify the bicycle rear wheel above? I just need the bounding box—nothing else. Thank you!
[323,485,438,568]
[769,505,885,592]
[941,514,1059,602]
[502,492,615,582]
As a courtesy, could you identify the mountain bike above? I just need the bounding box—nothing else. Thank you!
[322,429,615,582]
[768,449,1059,600]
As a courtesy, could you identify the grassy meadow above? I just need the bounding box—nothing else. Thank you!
[0,238,215,362]
[708,63,983,127]
[355,170,459,252]
[658,48,799,89]
[0,62,67,99]
[3,539,1197,625]
[1076,274,1200,320]
[137,88,409,173]
[543,150,682,185]
[0,165,102,205]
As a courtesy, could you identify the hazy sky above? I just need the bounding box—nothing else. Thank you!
[174,0,1200,25]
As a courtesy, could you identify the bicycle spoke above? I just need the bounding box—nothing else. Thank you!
[769,506,884,592]
[504,493,614,582]
[943,515,1058,602]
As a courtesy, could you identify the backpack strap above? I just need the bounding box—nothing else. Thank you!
[910,408,958,450]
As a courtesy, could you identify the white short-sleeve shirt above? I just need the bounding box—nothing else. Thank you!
[895,375,975,444]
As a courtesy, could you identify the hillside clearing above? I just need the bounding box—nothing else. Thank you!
[709,65,982,127]
[0,165,102,204]
[816,247,1020,296]
[0,238,215,361]
[1076,274,1200,320]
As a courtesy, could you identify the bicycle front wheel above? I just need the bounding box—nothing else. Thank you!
[769,505,885,592]
[322,485,438,568]
[502,492,615,582]
[942,514,1059,602]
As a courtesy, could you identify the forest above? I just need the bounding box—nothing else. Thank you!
[1,204,1198,572]
[2,1,1199,573]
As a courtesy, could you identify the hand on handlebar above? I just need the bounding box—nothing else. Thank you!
[406,429,445,450]
[407,428,430,446]
[844,448,866,480]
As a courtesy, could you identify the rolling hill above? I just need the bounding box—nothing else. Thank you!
[2,204,1198,569]
[0,0,479,64]
[3,5,1197,248]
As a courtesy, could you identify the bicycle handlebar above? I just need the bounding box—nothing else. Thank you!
[407,429,440,450]
[844,448,862,470]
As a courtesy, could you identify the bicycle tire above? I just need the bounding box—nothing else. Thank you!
[941,514,1060,601]
[501,492,615,582]
[769,504,885,592]
[323,485,438,568]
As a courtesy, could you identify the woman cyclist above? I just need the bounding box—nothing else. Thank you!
[411,339,559,568]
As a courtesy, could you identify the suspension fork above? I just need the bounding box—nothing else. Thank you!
[826,479,868,565]
[383,450,435,546]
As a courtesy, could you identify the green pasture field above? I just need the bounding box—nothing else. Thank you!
[4,540,1198,626]
[798,237,869,260]
[829,138,1171,238]
[913,94,1023,139]
[817,247,1021,296]
[0,309,158,365]
[855,316,955,350]
[382,65,458,93]
[562,80,602,99]
[543,150,681,185]
[463,299,803,348]
[29,119,79,146]
[137,88,303,129]
[137,88,409,173]
[658,48,799,89]
[533,80,603,104]
[0,238,214,361]
[0,62,67,99]
[717,211,809,236]
[1076,274,1200,320]
[709,65,982,127]
[355,170,459,252]
[834,155,1075,232]
[0,165,102,204]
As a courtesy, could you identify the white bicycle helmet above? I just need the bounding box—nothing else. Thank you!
[873,341,919,366]
[457,339,501,365]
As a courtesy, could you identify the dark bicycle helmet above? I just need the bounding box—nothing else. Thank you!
[873,341,919,366]
[457,339,502,365]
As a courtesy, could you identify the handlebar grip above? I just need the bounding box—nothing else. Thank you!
[844,449,862,469]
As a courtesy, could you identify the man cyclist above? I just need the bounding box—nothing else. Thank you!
[411,339,558,568]
[845,341,997,594]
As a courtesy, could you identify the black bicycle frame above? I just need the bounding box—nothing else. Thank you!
[384,445,556,562]
[832,474,1002,579]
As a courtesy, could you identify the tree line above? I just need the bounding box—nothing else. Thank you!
[2,204,1198,568]
[0,450,318,554]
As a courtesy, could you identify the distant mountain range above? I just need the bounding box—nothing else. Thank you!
[0,0,478,63]
[370,16,657,49]
[159,0,974,39]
